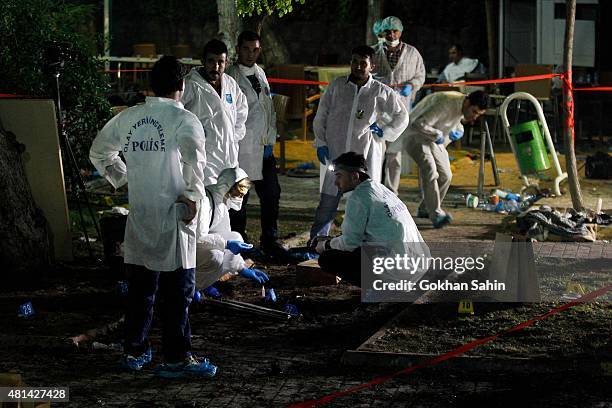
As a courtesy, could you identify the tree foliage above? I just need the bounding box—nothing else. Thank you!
[0,0,112,167]
[236,0,306,17]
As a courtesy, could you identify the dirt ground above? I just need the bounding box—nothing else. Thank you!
[1,257,611,407]
[362,302,611,358]
[1,139,610,407]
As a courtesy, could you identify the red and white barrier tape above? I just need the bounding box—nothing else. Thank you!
[289,284,612,408]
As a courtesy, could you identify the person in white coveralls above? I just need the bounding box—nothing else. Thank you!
[403,90,489,229]
[313,152,427,287]
[225,30,287,257]
[310,44,409,243]
[182,39,248,186]
[371,15,426,195]
[195,167,270,293]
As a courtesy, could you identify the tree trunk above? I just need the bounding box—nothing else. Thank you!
[365,0,384,45]
[260,17,290,67]
[243,14,267,35]
[562,0,584,210]
[485,0,497,80]
[216,0,243,62]
[0,123,50,287]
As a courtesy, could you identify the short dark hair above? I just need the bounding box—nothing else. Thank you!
[333,152,369,180]
[450,44,464,54]
[202,39,228,60]
[237,30,261,47]
[150,56,187,96]
[351,45,375,60]
[467,90,489,110]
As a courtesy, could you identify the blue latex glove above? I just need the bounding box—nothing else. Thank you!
[265,288,277,302]
[226,240,253,255]
[239,267,269,284]
[316,146,330,165]
[399,84,412,97]
[434,133,445,145]
[202,285,221,299]
[263,144,273,158]
[369,123,384,138]
[449,129,464,142]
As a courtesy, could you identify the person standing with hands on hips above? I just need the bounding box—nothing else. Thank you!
[310,45,409,243]
[372,16,426,195]
[90,56,217,378]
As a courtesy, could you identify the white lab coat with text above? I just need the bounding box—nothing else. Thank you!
[90,97,206,271]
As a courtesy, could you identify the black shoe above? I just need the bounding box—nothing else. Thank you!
[261,240,289,257]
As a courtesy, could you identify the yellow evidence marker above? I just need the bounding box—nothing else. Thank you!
[458,299,474,315]
[565,282,586,296]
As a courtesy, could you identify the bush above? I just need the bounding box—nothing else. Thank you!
[0,0,112,168]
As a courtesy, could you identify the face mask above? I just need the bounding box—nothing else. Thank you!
[226,196,243,211]
[385,39,400,47]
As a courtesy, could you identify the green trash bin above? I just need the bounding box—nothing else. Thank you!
[510,120,551,174]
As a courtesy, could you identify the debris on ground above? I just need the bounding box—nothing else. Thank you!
[516,206,610,241]
[286,162,318,177]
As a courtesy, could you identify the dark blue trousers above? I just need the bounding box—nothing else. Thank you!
[230,154,281,245]
[123,264,195,363]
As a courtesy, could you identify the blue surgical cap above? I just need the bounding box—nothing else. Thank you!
[372,20,384,36]
[381,16,404,32]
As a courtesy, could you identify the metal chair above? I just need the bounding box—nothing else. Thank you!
[267,65,321,141]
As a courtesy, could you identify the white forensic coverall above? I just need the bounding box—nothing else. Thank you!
[441,57,480,83]
[182,68,248,185]
[195,167,249,289]
[225,63,277,181]
[311,75,409,238]
[330,179,429,282]
[90,97,207,271]
[314,75,409,196]
[403,91,465,221]
[372,41,426,194]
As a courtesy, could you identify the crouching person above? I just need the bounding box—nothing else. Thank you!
[196,167,270,293]
[90,56,217,378]
[314,152,425,287]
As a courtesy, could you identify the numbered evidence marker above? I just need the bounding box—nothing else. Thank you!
[17,301,35,318]
[562,282,586,300]
[565,282,586,295]
[458,299,474,315]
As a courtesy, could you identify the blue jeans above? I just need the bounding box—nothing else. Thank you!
[124,264,195,363]
[310,193,342,239]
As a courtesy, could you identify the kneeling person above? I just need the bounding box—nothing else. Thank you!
[314,152,425,287]
[196,167,269,292]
